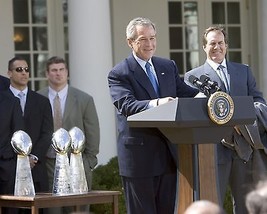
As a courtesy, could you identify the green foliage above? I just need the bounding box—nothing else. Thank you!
[90,156,126,214]
[223,186,233,214]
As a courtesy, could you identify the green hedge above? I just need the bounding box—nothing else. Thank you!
[91,157,126,214]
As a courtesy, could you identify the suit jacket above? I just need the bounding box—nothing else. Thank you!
[108,54,198,177]
[0,75,10,91]
[15,89,54,191]
[0,91,24,183]
[184,61,266,163]
[38,86,100,170]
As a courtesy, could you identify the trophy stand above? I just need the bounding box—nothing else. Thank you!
[11,130,35,196]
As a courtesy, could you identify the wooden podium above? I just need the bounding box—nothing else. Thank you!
[127,96,256,213]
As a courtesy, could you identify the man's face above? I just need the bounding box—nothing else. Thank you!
[8,60,29,89]
[46,63,68,88]
[203,30,227,64]
[127,25,156,61]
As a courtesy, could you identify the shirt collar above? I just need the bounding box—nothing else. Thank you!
[132,52,153,71]
[48,84,68,99]
[9,85,28,97]
[207,58,227,71]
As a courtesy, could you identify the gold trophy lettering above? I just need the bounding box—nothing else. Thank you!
[52,128,71,195]
[69,127,88,194]
[11,130,35,196]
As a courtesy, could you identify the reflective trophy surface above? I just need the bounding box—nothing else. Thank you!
[52,128,71,195]
[69,127,88,194]
[11,130,35,196]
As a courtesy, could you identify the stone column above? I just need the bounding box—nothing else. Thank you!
[68,0,117,165]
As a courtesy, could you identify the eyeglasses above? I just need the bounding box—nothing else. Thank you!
[12,67,30,73]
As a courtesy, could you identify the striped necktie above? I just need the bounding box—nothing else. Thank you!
[53,93,62,131]
[217,65,230,93]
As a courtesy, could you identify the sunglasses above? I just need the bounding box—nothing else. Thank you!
[12,67,30,73]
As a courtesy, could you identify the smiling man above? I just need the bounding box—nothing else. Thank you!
[184,26,266,214]
[108,17,198,214]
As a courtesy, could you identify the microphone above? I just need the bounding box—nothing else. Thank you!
[188,75,212,96]
[200,75,222,92]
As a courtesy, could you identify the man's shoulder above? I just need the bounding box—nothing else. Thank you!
[68,86,93,100]
[184,64,205,77]
[29,89,50,103]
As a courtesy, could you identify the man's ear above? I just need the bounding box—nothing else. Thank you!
[7,70,11,77]
[127,39,133,48]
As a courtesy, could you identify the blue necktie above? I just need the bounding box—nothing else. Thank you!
[145,62,159,97]
[218,65,230,94]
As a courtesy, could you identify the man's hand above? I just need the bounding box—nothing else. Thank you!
[157,97,176,106]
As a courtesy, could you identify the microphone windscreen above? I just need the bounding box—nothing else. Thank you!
[200,75,209,82]
[188,75,198,84]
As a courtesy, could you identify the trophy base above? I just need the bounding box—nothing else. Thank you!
[53,153,71,195]
[14,155,35,196]
[70,153,88,194]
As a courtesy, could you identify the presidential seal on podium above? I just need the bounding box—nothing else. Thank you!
[207,91,234,125]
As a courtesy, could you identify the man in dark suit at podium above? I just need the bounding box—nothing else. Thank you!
[108,17,198,214]
[184,26,266,214]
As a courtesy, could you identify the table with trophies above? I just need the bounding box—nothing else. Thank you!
[0,127,120,214]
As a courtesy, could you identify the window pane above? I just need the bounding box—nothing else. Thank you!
[212,2,225,24]
[170,52,184,74]
[32,0,47,23]
[186,51,199,70]
[14,27,30,50]
[228,27,241,48]
[169,27,183,49]
[13,0,29,23]
[184,2,198,24]
[33,27,48,50]
[34,80,48,90]
[228,51,241,63]
[227,2,240,24]
[168,2,182,24]
[185,26,198,50]
[34,54,49,77]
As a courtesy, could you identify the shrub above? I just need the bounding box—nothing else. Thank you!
[90,156,126,214]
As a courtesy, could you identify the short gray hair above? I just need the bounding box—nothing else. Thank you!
[126,17,156,40]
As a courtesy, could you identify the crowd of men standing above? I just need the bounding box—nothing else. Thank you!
[0,56,100,214]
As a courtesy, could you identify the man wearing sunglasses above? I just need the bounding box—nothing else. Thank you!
[7,56,54,197]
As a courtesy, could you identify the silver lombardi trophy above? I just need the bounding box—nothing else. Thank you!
[11,130,35,196]
[52,128,71,195]
[69,127,88,194]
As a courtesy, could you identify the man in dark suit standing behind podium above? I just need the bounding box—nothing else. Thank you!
[108,17,198,214]
[184,26,266,214]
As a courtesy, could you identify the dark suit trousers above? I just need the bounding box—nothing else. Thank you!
[122,171,177,214]
[217,147,253,214]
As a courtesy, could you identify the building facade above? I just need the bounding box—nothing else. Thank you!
[1,0,267,165]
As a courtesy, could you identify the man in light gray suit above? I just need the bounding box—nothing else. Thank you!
[38,56,100,213]
[184,26,266,214]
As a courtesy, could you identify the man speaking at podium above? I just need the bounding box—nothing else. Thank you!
[108,17,198,214]
[184,26,266,214]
